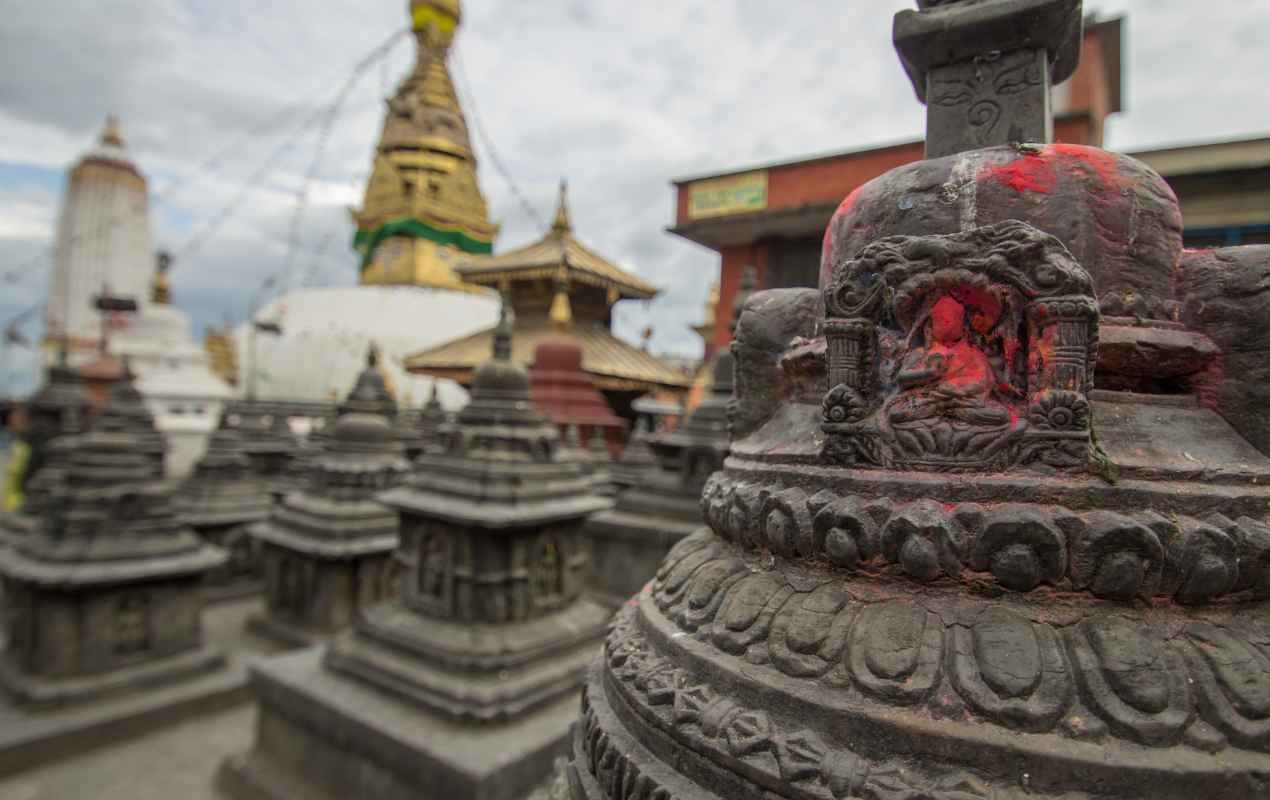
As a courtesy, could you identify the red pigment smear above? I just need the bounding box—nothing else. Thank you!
[822,184,867,278]
[1048,143,1129,192]
[949,284,1003,334]
[981,153,1055,194]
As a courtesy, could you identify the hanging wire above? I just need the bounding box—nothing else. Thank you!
[279,26,410,292]
[0,26,411,291]
[451,42,545,230]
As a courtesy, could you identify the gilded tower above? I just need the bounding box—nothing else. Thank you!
[353,0,498,291]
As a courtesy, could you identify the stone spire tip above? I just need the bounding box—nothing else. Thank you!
[492,300,513,361]
[101,114,124,148]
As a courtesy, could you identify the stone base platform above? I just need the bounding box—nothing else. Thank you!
[244,612,319,649]
[219,647,579,800]
[0,642,225,707]
[203,577,263,604]
[0,595,276,781]
[0,651,247,780]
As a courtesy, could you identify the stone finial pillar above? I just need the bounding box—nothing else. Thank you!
[893,0,1083,158]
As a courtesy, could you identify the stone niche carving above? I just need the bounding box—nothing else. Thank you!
[822,220,1097,473]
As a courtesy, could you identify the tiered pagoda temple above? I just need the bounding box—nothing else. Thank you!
[406,183,690,413]
[562,2,1270,798]
[0,370,226,705]
[221,306,613,799]
[246,356,411,646]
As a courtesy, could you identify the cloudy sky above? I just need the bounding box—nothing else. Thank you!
[2,0,1268,395]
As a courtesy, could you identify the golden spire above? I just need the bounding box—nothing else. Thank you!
[100,114,124,148]
[549,277,574,333]
[150,251,172,305]
[551,180,572,234]
[354,0,497,291]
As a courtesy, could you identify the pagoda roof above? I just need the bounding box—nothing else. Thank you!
[404,317,690,392]
[456,183,658,301]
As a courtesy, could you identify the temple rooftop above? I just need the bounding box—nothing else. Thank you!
[406,183,687,394]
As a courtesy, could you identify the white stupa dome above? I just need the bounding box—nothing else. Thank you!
[235,285,499,409]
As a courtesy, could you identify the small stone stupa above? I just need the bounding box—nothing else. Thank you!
[609,416,657,491]
[582,343,732,609]
[245,354,411,646]
[1,346,91,543]
[562,2,1270,798]
[176,409,273,599]
[221,302,612,799]
[0,370,226,705]
[236,402,300,501]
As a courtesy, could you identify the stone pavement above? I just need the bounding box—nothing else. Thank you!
[0,704,254,800]
[0,595,279,800]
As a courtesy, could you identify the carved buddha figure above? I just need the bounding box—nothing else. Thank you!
[888,295,1010,427]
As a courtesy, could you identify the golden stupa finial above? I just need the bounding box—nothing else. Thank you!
[549,276,574,333]
[551,180,572,234]
[151,251,172,305]
[101,114,124,148]
[411,0,461,46]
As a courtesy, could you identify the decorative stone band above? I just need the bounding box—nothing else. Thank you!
[818,223,1100,475]
[573,609,1045,800]
[568,534,1270,797]
[647,531,1270,756]
[701,474,1270,602]
[353,216,494,273]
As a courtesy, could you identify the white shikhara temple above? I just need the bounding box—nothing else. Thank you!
[43,117,231,477]
[45,117,155,365]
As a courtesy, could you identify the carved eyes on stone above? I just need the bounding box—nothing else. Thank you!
[931,83,975,107]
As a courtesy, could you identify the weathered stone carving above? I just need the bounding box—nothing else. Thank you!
[822,221,1097,473]
[894,0,1083,158]
[561,2,1270,797]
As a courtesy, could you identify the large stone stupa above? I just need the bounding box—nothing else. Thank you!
[220,305,613,800]
[562,2,1270,799]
